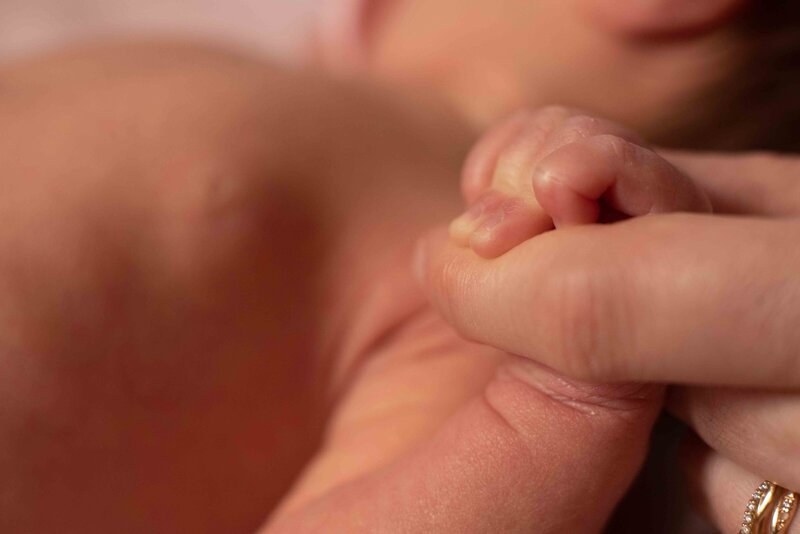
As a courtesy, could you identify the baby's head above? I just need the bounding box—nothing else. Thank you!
[318,0,799,150]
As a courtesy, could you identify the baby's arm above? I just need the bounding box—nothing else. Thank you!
[450,106,712,258]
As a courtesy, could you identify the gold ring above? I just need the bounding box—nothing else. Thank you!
[770,490,797,533]
[740,481,779,534]
[739,481,798,534]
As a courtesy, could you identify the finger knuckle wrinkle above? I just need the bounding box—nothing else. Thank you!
[547,265,615,380]
[521,106,575,142]
[432,253,476,327]
[562,115,603,141]
[534,105,577,121]
[593,134,638,166]
[512,362,657,416]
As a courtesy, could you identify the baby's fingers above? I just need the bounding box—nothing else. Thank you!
[461,112,532,205]
[533,135,712,228]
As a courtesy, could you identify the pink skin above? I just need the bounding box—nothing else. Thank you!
[450,107,712,258]
[316,0,744,137]
[317,0,396,70]
[580,0,748,35]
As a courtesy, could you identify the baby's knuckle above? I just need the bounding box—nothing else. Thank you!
[528,105,575,130]
[505,109,537,123]
[593,134,639,166]
[504,106,576,161]
[532,105,581,121]
[561,115,604,141]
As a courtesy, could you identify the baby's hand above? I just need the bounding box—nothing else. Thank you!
[451,106,712,258]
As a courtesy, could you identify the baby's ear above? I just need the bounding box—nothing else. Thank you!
[579,0,748,36]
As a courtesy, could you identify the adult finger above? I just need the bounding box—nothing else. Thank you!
[669,387,800,491]
[418,215,800,387]
[664,151,800,216]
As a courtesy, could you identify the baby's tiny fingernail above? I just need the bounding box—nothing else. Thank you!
[449,201,486,244]
[463,198,486,220]
[470,206,505,242]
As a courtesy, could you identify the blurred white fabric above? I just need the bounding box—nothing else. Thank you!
[0,0,322,63]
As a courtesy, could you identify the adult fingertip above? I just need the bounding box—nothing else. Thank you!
[413,226,488,332]
[412,227,450,288]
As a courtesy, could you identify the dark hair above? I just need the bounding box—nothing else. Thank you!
[672,1,800,151]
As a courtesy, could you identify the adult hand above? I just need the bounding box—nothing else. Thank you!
[418,149,800,532]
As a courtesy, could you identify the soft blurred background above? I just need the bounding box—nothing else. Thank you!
[0,0,318,63]
[0,2,768,533]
